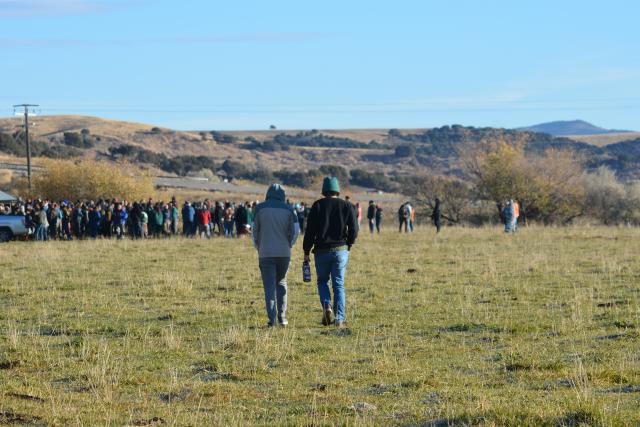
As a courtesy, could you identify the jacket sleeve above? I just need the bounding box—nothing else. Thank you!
[252,208,260,250]
[302,203,317,255]
[289,209,300,248]
[346,203,358,247]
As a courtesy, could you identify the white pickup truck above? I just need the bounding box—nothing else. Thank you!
[0,215,29,242]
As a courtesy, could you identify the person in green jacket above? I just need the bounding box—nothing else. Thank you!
[151,205,163,238]
[170,203,179,235]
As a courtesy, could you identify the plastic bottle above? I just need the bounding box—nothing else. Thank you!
[302,260,312,282]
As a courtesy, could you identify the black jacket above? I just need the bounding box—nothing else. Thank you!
[367,204,376,219]
[303,197,358,254]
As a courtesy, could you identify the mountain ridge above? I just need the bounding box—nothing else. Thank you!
[518,120,632,136]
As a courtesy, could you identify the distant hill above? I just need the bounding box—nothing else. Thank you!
[4,115,640,189]
[518,120,631,136]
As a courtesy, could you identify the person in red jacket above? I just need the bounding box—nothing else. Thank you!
[197,207,211,238]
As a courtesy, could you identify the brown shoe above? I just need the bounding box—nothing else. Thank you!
[322,305,333,326]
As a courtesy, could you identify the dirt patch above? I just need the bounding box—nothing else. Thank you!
[597,300,629,308]
[38,326,81,337]
[129,417,165,426]
[0,411,43,425]
[596,332,637,340]
[602,385,640,393]
[159,389,191,403]
[441,323,504,333]
[7,393,45,402]
[0,360,20,370]
[505,362,532,372]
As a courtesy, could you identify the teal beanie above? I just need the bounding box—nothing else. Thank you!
[322,176,340,194]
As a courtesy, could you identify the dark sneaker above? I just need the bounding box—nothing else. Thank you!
[322,305,333,326]
[267,322,275,328]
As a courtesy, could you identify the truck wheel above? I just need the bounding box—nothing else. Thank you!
[0,228,13,243]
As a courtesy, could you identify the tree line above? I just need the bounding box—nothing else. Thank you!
[404,142,640,226]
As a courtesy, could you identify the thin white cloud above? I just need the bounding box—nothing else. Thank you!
[144,32,328,44]
[0,38,82,47]
[0,32,329,48]
[0,0,116,17]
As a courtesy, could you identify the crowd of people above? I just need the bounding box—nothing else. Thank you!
[0,197,312,241]
[1,178,518,329]
[1,188,464,245]
[0,194,454,242]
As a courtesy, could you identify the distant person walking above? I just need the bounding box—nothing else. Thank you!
[375,204,383,233]
[182,202,195,237]
[398,203,410,233]
[197,206,211,238]
[367,200,376,233]
[408,203,415,232]
[213,202,225,236]
[170,203,179,235]
[297,202,308,234]
[303,177,358,328]
[35,204,49,241]
[431,198,442,233]
[503,200,515,233]
[223,205,235,238]
[253,184,299,327]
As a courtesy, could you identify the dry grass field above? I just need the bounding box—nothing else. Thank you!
[1,226,639,425]
[568,132,640,147]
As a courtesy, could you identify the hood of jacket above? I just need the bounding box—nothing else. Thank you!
[266,184,286,202]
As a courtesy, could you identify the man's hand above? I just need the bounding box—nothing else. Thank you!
[304,254,310,263]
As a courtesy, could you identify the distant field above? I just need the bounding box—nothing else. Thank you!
[1,227,639,425]
[568,132,640,146]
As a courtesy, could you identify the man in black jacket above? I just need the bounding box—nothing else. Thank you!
[432,198,442,233]
[366,200,376,233]
[303,176,358,328]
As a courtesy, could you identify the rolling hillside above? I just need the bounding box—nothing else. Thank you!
[3,115,640,188]
[0,116,432,179]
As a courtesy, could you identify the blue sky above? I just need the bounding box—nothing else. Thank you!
[1,0,639,130]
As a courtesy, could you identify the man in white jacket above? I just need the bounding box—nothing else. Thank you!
[252,184,300,327]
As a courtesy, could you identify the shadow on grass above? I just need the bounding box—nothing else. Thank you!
[320,328,352,336]
[414,408,600,427]
[440,322,505,334]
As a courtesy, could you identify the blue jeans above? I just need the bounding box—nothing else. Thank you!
[224,221,234,238]
[314,250,349,323]
[35,224,48,241]
[258,257,290,325]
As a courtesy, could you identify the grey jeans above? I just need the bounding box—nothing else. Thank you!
[258,257,290,325]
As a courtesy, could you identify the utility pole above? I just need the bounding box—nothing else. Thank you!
[13,104,39,193]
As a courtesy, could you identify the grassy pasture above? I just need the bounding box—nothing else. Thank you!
[0,227,639,426]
